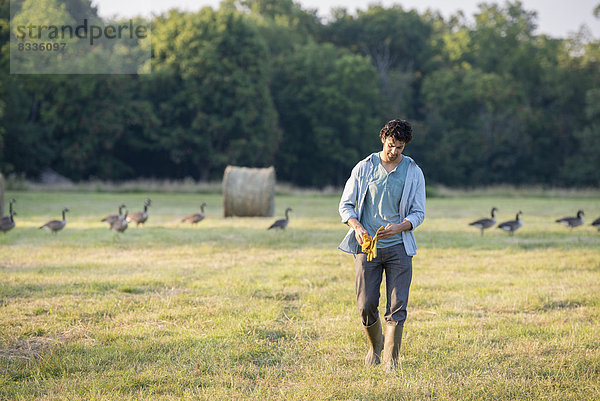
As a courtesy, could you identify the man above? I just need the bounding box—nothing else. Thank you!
[338,119,426,372]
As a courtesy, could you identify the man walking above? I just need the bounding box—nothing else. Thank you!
[338,119,426,372]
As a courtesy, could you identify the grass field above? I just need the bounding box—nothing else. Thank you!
[1,191,599,400]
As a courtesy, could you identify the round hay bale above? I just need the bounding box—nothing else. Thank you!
[222,166,275,217]
[0,172,4,217]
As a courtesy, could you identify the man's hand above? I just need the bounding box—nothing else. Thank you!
[377,220,413,239]
[348,218,369,245]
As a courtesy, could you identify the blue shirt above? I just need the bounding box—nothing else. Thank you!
[360,153,409,248]
[338,153,426,256]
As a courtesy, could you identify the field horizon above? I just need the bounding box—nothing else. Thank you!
[1,190,599,400]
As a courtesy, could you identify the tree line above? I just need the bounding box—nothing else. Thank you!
[0,0,599,187]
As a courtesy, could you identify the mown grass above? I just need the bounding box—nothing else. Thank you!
[1,191,599,400]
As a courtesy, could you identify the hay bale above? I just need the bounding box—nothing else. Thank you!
[222,166,275,217]
[0,172,4,217]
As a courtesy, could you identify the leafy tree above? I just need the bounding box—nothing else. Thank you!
[468,2,538,77]
[36,76,156,180]
[0,0,7,156]
[0,0,61,175]
[560,88,600,186]
[227,0,320,36]
[419,67,528,185]
[1,0,599,187]
[0,81,6,160]
[1,0,151,178]
[322,5,434,118]
[416,1,599,186]
[271,42,380,186]
[152,7,281,180]
[226,0,320,58]
[0,76,56,176]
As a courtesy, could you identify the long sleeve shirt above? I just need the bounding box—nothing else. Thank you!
[338,153,426,256]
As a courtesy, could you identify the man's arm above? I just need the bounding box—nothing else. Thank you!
[339,165,361,224]
[377,219,412,239]
[404,167,426,230]
[347,217,369,245]
[339,162,372,245]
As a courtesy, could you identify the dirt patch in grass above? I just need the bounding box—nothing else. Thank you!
[0,324,96,361]
[0,337,60,361]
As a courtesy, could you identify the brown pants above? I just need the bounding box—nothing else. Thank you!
[355,243,413,327]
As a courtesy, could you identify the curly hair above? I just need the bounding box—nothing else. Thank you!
[379,119,412,144]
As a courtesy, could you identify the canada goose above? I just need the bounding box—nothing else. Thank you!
[497,211,523,236]
[101,204,126,226]
[556,210,584,230]
[0,199,16,229]
[268,208,292,230]
[591,217,600,231]
[0,211,16,233]
[110,208,129,233]
[127,199,151,226]
[40,208,69,234]
[182,203,207,224]
[469,207,498,236]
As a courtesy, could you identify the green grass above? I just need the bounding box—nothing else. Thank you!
[1,191,599,400]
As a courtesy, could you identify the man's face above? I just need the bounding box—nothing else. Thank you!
[381,136,406,163]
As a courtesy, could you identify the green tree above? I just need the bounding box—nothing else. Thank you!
[226,0,320,58]
[0,77,56,176]
[322,5,434,118]
[419,67,528,185]
[227,0,320,36]
[37,76,156,180]
[0,0,59,176]
[271,42,380,186]
[468,2,537,77]
[560,87,600,186]
[419,1,599,186]
[152,7,281,180]
[0,0,7,156]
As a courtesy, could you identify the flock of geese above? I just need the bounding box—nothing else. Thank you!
[0,198,294,234]
[1,197,598,236]
[469,207,599,236]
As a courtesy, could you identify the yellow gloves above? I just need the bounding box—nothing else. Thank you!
[361,226,384,261]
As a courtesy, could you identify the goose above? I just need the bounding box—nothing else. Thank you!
[0,198,16,228]
[497,211,522,236]
[0,211,16,233]
[556,210,584,230]
[101,204,126,226]
[110,208,129,233]
[268,207,292,230]
[127,199,151,226]
[182,203,207,224]
[40,208,69,234]
[469,207,498,236]
[591,217,600,231]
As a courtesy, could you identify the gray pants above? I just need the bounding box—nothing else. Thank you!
[355,243,413,327]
